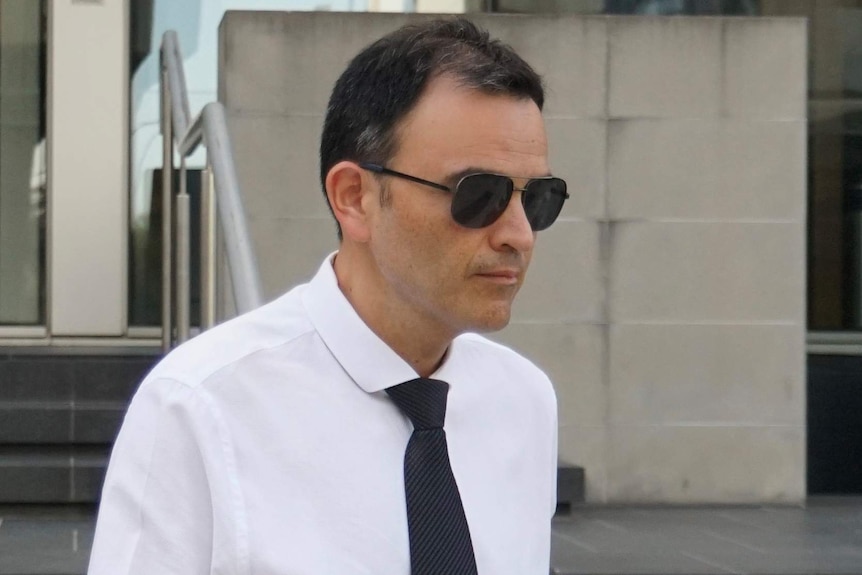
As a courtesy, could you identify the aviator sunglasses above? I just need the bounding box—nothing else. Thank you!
[359,163,569,231]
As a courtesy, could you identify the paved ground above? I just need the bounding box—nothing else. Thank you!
[551,497,862,574]
[0,506,93,575]
[1,498,861,574]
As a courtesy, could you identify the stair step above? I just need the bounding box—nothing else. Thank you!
[0,446,109,503]
[0,352,159,503]
[0,401,127,444]
[0,352,156,404]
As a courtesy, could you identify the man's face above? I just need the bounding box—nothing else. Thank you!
[363,74,550,340]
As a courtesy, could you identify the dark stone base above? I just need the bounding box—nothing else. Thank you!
[556,463,585,515]
[0,352,159,503]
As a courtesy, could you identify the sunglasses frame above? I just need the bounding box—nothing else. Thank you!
[358,162,569,231]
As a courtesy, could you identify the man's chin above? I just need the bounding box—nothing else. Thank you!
[467,307,513,334]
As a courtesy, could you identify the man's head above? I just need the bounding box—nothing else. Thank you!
[321,18,565,352]
[320,17,545,237]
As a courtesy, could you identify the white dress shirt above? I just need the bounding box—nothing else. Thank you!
[88,255,558,575]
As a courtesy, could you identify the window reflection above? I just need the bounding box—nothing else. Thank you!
[490,0,757,15]
[128,0,365,327]
[0,0,46,325]
[604,0,757,15]
[808,5,862,330]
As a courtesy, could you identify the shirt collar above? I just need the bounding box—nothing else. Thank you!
[302,253,420,393]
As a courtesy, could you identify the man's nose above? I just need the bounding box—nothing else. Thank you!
[489,191,536,253]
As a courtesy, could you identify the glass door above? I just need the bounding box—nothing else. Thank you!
[0,0,46,326]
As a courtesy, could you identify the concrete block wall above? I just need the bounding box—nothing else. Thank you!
[219,12,807,503]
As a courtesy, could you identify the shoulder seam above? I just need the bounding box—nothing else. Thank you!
[151,325,318,388]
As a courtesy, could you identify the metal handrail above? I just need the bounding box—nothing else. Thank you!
[159,30,263,351]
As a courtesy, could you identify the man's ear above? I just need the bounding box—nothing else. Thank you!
[325,161,372,243]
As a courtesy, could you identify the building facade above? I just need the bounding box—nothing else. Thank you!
[0,0,859,503]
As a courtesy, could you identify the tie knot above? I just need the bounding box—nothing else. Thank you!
[386,377,449,430]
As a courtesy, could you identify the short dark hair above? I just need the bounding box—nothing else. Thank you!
[319,17,545,237]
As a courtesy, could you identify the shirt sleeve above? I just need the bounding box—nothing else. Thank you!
[87,377,219,575]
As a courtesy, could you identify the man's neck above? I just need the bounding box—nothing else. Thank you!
[332,248,452,378]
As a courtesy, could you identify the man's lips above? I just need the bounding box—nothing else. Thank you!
[474,269,521,285]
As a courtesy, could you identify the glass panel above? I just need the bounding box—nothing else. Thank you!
[128,0,367,327]
[489,0,757,15]
[0,0,46,325]
[806,3,862,331]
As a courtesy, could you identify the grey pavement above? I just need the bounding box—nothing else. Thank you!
[0,506,93,575]
[1,498,861,574]
[551,497,862,575]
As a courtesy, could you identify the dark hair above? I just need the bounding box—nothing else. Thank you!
[319,17,545,237]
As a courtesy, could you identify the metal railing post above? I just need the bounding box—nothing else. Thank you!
[160,30,263,351]
[176,160,191,344]
[200,157,217,330]
[202,104,263,312]
[160,51,174,353]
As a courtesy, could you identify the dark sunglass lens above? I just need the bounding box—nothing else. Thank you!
[451,174,512,228]
[523,178,568,231]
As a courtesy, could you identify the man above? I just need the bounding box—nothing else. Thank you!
[88,17,567,575]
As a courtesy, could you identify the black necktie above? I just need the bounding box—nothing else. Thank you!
[386,378,479,575]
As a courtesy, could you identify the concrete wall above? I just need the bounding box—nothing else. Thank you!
[219,12,807,503]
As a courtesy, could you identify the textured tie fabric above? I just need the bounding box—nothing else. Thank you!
[386,378,479,575]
